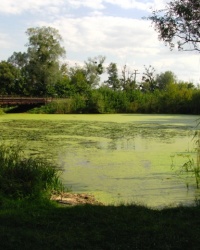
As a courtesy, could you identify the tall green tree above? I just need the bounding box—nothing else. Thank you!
[120,65,137,91]
[148,0,200,52]
[105,62,121,91]
[84,55,106,88]
[0,61,25,95]
[7,52,30,95]
[141,65,157,92]
[25,26,66,96]
[69,65,89,95]
[156,71,177,90]
[8,52,28,70]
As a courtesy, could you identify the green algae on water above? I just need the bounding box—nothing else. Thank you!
[0,113,199,207]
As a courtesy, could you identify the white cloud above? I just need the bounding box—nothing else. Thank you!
[65,0,167,13]
[0,0,64,14]
[0,0,168,15]
[68,0,105,10]
[49,16,160,57]
[153,54,200,82]
[104,0,152,11]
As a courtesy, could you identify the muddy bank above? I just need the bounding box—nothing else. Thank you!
[51,193,104,206]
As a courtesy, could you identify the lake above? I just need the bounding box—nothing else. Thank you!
[0,113,199,208]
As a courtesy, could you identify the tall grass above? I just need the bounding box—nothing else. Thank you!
[171,129,200,189]
[0,143,64,200]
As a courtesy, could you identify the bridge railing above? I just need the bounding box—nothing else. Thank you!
[0,96,53,105]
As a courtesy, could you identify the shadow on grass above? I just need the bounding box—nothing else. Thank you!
[1,200,200,250]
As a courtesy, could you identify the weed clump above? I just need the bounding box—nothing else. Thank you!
[0,143,64,200]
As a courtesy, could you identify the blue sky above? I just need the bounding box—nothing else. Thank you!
[0,0,199,84]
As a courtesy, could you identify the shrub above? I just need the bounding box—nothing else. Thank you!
[70,94,86,113]
[0,143,64,200]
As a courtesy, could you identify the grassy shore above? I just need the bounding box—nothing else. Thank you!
[1,199,200,250]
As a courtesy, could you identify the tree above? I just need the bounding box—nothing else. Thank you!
[84,55,106,88]
[69,65,90,95]
[156,71,177,90]
[148,0,200,52]
[105,62,121,91]
[0,61,25,95]
[141,65,157,92]
[120,65,137,91]
[7,52,30,95]
[8,52,28,70]
[25,26,66,96]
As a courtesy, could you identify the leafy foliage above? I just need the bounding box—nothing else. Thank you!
[7,27,66,96]
[148,0,200,52]
[84,55,106,88]
[105,62,121,91]
[0,61,25,95]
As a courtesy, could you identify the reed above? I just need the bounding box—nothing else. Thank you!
[171,129,200,189]
[0,143,64,200]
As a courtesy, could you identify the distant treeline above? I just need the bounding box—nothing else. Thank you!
[0,26,199,114]
[28,85,200,115]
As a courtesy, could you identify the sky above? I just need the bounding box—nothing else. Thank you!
[0,0,200,84]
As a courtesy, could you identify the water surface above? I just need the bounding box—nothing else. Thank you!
[1,114,199,207]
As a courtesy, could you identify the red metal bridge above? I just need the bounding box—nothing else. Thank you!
[0,96,53,105]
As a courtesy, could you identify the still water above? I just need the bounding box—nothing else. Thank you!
[0,114,199,207]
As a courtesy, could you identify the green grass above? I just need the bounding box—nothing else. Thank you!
[1,200,200,250]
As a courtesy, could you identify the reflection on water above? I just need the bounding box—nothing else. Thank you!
[1,114,199,208]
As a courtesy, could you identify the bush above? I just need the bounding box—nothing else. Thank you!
[0,143,64,200]
[46,99,72,114]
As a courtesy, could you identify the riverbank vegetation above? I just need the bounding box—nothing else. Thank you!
[0,26,199,115]
[27,84,200,114]
[171,128,200,191]
[0,143,64,201]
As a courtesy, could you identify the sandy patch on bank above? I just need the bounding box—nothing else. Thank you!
[51,193,104,206]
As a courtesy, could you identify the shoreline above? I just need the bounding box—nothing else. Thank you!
[51,192,104,206]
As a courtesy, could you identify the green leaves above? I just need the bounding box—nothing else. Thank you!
[0,61,24,95]
[148,0,200,52]
[25,26,66,96]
